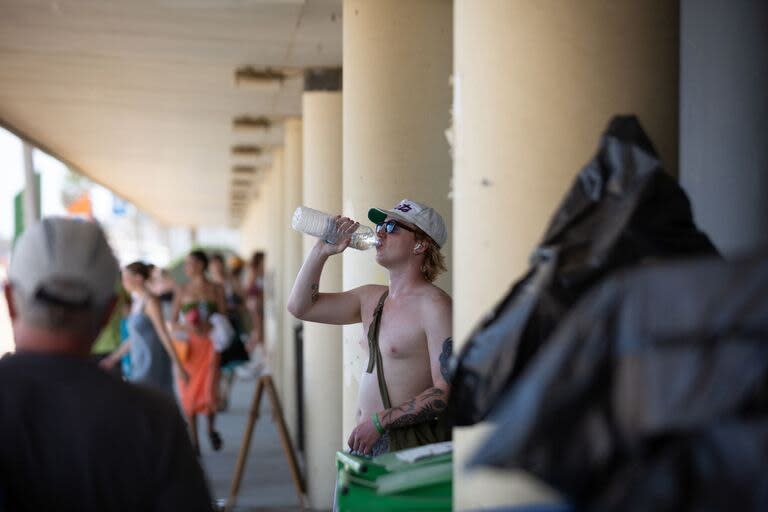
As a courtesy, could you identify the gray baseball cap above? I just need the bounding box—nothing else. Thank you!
[368,199,448,248]
[9,217,119,307]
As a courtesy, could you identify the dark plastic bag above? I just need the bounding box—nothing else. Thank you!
[470,254,768,512]
[449,115,718,426]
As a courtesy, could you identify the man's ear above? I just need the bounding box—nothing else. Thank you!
[4,283,17,321]
[414,242,425,254]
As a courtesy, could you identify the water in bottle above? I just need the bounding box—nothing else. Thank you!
[348,225,378,250]
[291,206,378,250]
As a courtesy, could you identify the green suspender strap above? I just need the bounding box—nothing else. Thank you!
[366,290,451,452]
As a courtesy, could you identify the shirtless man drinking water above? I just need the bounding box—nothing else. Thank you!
[287,199,452,455]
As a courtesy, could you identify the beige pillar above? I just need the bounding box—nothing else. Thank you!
[343,0,453,440]
[264,148,285,391]
[453,1,679,509]
[282,118,303,444]
[301,91,343,509]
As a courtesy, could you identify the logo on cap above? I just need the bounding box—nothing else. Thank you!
[394,203,412,213]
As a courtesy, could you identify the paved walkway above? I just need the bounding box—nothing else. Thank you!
[199,373,304,512]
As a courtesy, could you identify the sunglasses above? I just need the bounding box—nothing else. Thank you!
[375,219,417,235]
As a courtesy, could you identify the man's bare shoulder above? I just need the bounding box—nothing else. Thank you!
[419,283,452,310]
[351,284,388,324]
[414,284,451,329]
[357,283,388,303]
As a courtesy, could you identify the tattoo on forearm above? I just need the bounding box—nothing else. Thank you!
[310,283,319,304]
[439,337,453,382]
[381,388,447,429]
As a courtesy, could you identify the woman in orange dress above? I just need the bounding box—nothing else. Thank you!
[170,250,227,453]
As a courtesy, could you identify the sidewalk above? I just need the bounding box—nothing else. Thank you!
[199,374,303,512]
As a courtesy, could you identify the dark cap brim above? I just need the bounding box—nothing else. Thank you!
[368,208,388,224]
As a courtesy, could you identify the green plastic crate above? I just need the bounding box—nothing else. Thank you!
[335,442,452,511]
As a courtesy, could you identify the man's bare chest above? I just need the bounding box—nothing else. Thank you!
[362,302,427,360]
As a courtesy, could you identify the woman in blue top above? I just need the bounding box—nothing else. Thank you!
[102,262,188,397]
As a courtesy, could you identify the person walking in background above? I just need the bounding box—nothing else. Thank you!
[244,251,265,351]
[171,250,227,453]
[226,255,248,345]
[209,253,249,410]
[229,254,245,293]
[90,282,127,378]
[0,217,213,511]
[237,251,266,379]
[148,266,178,323]
[101,261,188,397]
[210,253,248,341]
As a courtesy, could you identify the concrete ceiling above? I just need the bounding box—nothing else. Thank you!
[0,0,342,226]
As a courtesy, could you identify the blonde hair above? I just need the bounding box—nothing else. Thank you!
[415,233,447,282]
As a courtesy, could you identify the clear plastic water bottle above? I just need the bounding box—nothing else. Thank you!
[291,206,379,250]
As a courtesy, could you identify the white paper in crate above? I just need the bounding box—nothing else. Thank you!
[394,441,453,463]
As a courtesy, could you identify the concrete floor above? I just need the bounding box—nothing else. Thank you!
[199,374,304,512]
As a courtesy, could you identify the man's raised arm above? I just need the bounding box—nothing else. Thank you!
[287,216,364,325]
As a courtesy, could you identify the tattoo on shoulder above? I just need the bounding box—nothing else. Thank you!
[310,283,319,304]
[439,337,453,382]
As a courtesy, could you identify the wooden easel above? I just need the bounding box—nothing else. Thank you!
[225,374,305,511]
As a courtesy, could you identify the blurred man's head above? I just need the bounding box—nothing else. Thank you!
[4,217,119,348]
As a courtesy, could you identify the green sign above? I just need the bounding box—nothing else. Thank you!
[13,173,41,245]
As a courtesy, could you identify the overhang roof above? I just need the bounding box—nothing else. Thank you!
[0,0,342,226]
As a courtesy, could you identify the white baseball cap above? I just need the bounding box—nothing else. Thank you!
[9,217,119,307]
[368,199,447,248]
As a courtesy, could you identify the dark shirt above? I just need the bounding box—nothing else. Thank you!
[0,351,213,512]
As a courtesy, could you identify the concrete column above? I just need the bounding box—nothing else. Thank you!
[453,1,679,509]
[301,90,343,510]
[22,141,38,227]
[680,0,768,256]
[342,0,453,440]
[281,118,303,445]
[264,148,285,393]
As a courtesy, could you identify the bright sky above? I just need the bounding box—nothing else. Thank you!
[0,127,25,241]
[0,126,86,239]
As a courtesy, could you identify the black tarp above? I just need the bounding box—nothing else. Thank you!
[449,115,718,426]
[470,255,768,512]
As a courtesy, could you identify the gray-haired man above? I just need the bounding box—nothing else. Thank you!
[0,217,213,511]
